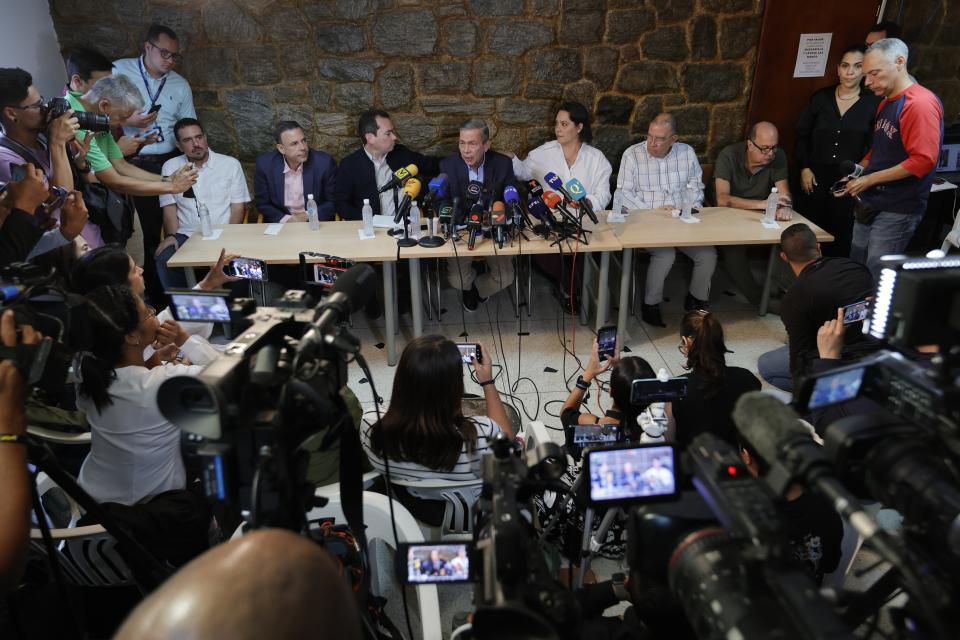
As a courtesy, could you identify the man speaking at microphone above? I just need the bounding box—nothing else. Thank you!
[442,119,515,312]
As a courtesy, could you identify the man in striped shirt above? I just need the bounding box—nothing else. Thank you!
[614,113,715,327]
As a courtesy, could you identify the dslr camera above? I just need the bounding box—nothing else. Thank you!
[42,96,110,133]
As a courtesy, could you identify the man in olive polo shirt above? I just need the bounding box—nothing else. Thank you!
[713,122,794,306]
[68,75,196,199]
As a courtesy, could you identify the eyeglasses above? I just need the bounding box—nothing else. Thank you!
[645,134,676,145]
[748,138,778,155]
[11,97,44,111]
[147,42,183,62]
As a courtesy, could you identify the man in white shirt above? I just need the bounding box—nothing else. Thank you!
[614,113,716,327]
[114,23,198,303]
[155,117,248,290]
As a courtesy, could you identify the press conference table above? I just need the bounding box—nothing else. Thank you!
[608,206,834,340]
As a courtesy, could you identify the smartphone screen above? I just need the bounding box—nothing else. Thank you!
[573,424,619,447]
[586,443,679,506]
[842,300,869,325]
[597,325,617,361]
[455,342,481,364]
[169,291,232,323]
[313,265,340,287]
[399,542,474,584]
[10,163,27,182]
[630,377,688,404]
[226,257,267,281]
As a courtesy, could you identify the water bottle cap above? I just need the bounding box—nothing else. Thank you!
[308,194,315,199]
[363,198,369,205]
[771,187,778,193]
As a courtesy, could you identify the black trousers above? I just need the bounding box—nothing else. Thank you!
[798,162,856,258]
[129,151,180,305]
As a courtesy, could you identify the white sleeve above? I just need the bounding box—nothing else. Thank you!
[230,159,251,203]
[158,158,177,207]
[511,155,531,181]
[180,334,220,366]
[689,149,705,208]
[587,152,612,210]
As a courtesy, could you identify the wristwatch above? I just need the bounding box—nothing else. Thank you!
[575,375,590,391]
[161,175,171,183]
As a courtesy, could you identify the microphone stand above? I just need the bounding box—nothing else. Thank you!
[418,205,445,248]
[395,199,418,248]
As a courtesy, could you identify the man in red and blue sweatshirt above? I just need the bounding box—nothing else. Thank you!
[840,37,943,281]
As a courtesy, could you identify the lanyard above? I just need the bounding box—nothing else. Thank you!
[138,56,167,109]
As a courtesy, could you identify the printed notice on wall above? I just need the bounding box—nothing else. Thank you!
[793,33,832,78]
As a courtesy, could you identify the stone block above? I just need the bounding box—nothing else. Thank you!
[275,104,316,132]
[492,126,524,154]
[373,10,438,56]
[203,0,262,45]
[527,48,582,84]
[377,64,415,111]
[393,114,439,149]
[499,98,553,125]
[148,7,200,50]
[468,0,525,16]
[420,97,497,115]
[472,57,520,97]
[193,90,221,109]
[485,20,554,56]
[525,83,564,100]
[560,11,604,45]
[442,20,479,57]
[668,105,709,136]
[314,113,355,136]
[631,96,664,133]
[526,126,554,151]
[604,8,655,45]
[56,23,135,61]
[563,81,597,111]
[592,126,637,169]
[690,16,717,61]
[597,95,635,125]
[709,104,747,158]
[641,26,689,61]
[319,0,392,20]
[181,48,238,88]
[316,24,366,54]
[701,0,754,12]
[682,63,744,103]
[583,46,620,91]
[272,85,309,103]
[617,61,679,94]
[239,47,281,85]
[526,0,559,15]
[264,7,310,43]
[196,108,237,156]
[651,0,695,23]
[719,16,760,60]
[335,83,374,113]
[419,62,471,93]
[318,59,384,82]
[224,89,275,160]
[311,84,334,110]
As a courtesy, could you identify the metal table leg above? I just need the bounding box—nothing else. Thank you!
[617,249,633,340]
[410,258,423,337]
[759,245,776,316]
[595,251,610,332]
[527,255,532,318]
[383,262,397,366]
[579,253,592,326]
[185,267,197,288]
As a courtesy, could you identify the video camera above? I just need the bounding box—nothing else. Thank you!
[42,96,110,133]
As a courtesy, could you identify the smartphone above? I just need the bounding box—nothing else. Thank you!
[148,104,161,114]
[597,325,617,361]
[42,186,69,214]
[168,289,232,323]
[630,377,688,404]
[585,443,680,506]
[10,163,27,182]
[314,265,340,287]
[456,342,481,364]
[842,300,869,325]
[397,542,475,584]
[830,178,849,194]
[225,257,267,281]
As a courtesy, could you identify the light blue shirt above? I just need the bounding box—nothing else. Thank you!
[112,56,196,156]
[466,155,485,183]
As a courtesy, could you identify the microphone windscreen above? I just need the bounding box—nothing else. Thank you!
[732,392,808,464]
[838,160,864,178]
[564,178,587,201]
[466,180,483,202]
[330,263,376,313]
[503,185,520,203]
[405,164,419,177]
[492,200,505,213]
[544,172,564,190]
[543,191,562,208]
[527,196,549,219]
[403,177,422,198]
[527,179,544,197]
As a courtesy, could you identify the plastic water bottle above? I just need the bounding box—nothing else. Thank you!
[361,198,374,237]
[198,201,213,237]
[408,200,421,239]
[681,183,694,219]
[764,187,779,223]
[306,194,320,230]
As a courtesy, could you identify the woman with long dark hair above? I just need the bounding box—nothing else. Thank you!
[668,310,761,448]
[363,335,511,481]
[76,284,218,505]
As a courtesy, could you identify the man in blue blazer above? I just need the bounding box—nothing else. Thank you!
[254,121,336,223]
[442,119,516,311]
[334,109,439,221]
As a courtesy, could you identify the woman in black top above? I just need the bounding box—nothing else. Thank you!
[795,44,881,257]
[668,310,761,449]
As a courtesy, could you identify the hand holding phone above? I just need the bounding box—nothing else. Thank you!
[225,257,268,281]
[597,325,617,362]
[842,300,869,325]
[456,342,482,364]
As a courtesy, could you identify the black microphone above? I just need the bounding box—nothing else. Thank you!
[467,202,483,250]
[838,160,865,178]
[300,264,376,346]
[466,180,483,204]
[527,179,544,200]
[378,164,418,194]
[451,196,464,226]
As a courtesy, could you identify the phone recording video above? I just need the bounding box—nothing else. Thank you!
[586,443,679,506]
[597,325,617,361]
[842,300,869,325]
[398,543,474,584]
[168,290,232,323]
[456,342,481,364]
[225,257,267,281]
[630,377,688,405]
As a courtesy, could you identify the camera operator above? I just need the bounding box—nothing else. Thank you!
[0,310,40,595]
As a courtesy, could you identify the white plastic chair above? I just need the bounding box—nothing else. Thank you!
[387,476,483,540]
[29,524,134,587]
[27,425,91,445]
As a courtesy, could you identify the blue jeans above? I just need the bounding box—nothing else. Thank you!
[155,233,190,292]
[850,211,922,282]
[758,345,793,392]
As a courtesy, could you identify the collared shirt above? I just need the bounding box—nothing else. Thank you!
[466,154,485,183]
[614,140,703,210]
[365,147,396,219]
[283,159,306,213]
[66,90,123,174]
[513,140,612,210]
[714,141,788,201]
[112,56,196,156]
[158,149,250,236]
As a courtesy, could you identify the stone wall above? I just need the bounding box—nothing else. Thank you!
[48,0,763,175]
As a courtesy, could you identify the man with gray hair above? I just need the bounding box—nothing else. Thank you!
[836,37,944,281]
[442,118,516,311]
[614,112,714,327]
[67,74,197,198]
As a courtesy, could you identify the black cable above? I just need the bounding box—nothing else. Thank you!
[449,222,470,338]
[487,241,523,424]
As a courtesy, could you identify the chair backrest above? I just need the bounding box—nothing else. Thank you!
[388,476,483,538]
[27,425,91,445]
[29,525,135,587]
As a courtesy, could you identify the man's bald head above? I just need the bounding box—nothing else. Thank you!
[745,121,779,167]
[748,121,778,142]
[115,529,362,640]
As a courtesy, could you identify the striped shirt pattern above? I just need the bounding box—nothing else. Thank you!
[614,141,704,210]
[361,416,503,482]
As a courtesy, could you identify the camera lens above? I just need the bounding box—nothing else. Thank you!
[74,111,111,133]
